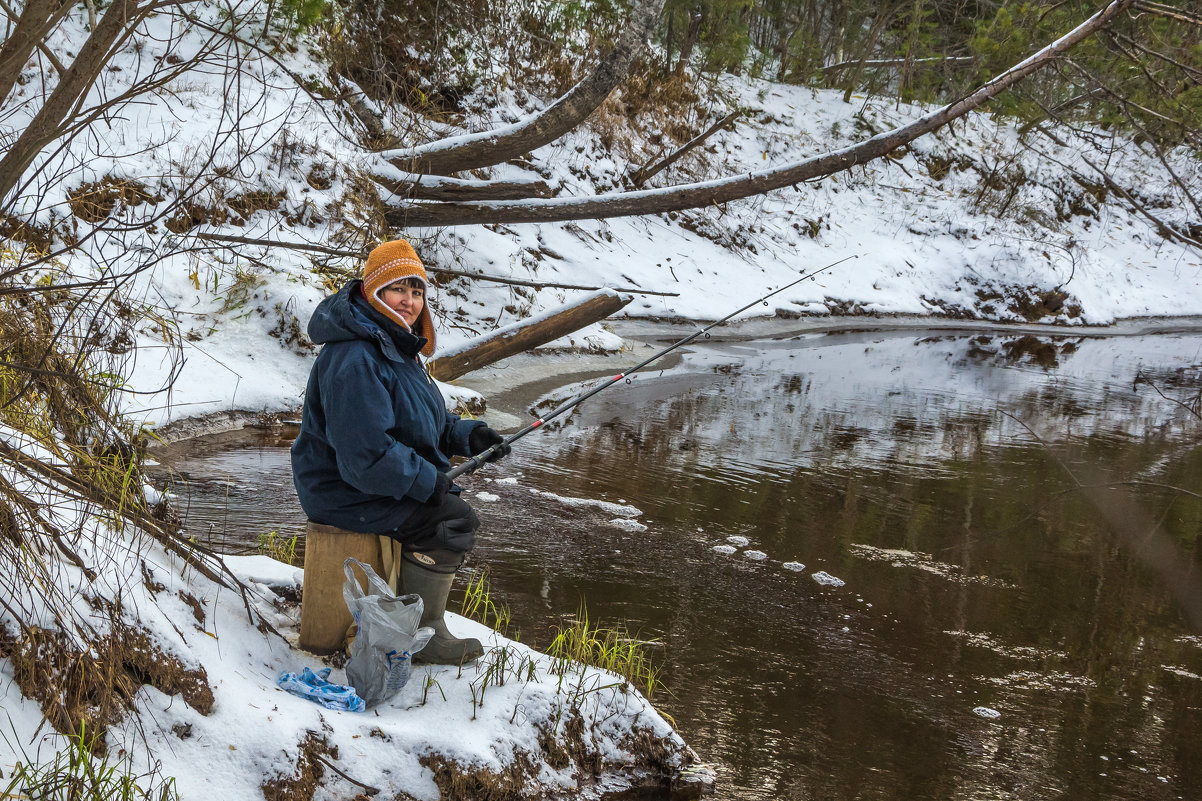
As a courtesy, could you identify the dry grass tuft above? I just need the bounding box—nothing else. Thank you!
[260,732,337,801]
[67,178,163,224]
[0,622,213,752]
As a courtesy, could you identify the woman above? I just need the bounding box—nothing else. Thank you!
[291,239,509,664]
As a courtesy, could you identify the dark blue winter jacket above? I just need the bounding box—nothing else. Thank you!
[290,280,483,533]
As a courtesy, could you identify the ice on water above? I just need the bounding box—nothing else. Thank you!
[811,571,846,587]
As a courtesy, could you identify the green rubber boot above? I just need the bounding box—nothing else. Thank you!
[402,561,484,665]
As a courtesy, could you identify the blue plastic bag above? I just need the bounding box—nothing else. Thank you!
[278,666,366,712]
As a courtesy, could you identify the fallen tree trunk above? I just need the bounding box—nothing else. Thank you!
[430,289,631,381]
[373,169,556,201]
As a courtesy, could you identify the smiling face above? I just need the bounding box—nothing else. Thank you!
[379,277,425,328]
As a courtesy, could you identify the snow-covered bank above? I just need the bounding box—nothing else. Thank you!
[0,507,698,800]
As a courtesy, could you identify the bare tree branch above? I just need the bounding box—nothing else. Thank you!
[1134,0,1202,27]
[0,0,161,200]
[0,0,73,103]
[190,232,679,295]
[631,110,741,187]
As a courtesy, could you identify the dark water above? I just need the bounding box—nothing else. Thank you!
[151,328,1202,801]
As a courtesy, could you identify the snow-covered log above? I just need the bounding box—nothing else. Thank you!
[373,167,556,201]
[430,290,632,381]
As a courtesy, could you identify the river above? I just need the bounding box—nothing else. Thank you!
[151,323,1202,801]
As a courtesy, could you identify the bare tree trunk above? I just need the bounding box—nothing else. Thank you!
[387,0,1138,228]
[840,3,897,103]
[674,7,703,75]
[381,0,666,176]
[0,0,73,104]
[0,0,162,202]
[373,171,556,201]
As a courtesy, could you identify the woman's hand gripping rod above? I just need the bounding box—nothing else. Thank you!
[447,255,857,480]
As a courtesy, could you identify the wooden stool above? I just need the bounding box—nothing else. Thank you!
[298,522,392,654]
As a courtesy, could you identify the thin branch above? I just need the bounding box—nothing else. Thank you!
[631,110,741,187]
[309,753,379,796]
[191,233,680,295]
[821,55,975,72]
[1134,0,1202,26]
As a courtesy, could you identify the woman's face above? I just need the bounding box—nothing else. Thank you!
[380,280,425,328]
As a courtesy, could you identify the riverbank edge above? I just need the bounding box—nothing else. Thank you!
[149,312,1202,445]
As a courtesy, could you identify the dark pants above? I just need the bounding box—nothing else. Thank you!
[388,492,479,574]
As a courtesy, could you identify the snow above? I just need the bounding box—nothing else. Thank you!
[3,1,1202,796]
[527,489,643,518]
[0,466,686,798]
[811,571,847,587]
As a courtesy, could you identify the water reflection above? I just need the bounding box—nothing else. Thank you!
[154,329,1202,801]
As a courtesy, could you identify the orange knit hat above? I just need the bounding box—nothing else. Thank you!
[362,239,436,357]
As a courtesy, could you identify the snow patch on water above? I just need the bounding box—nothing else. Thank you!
[811,571,845,587]
[528,489,641,517]
[495,477,520,485]
[1162,665,1202,680]
[849,543,1017,588]
[609,518,648,532]
[744,550,767,560]
[972,706,1002,719]
[726,536,750,547]
[474,492,500,502]
[984,670,1096,691]
[782,561,806,572]
[712,545,738,555]
[943,630,1069,661]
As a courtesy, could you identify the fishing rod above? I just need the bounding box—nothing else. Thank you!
[448,254,858,479]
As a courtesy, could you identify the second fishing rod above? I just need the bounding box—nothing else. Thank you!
[448,254,858,480]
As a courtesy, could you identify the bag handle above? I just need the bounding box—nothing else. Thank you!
[343,557,396,600]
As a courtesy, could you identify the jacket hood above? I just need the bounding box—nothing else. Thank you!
[308,280,429,359]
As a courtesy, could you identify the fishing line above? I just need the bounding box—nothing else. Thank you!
[448,254,859,479]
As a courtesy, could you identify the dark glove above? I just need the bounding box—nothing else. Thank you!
[425,471,452,506]
[468,426,511,463]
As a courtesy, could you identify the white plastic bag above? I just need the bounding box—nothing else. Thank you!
[342,557,434,707]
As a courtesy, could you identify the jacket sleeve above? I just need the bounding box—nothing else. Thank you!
[321,351,438,503]
[442,409,485,458]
